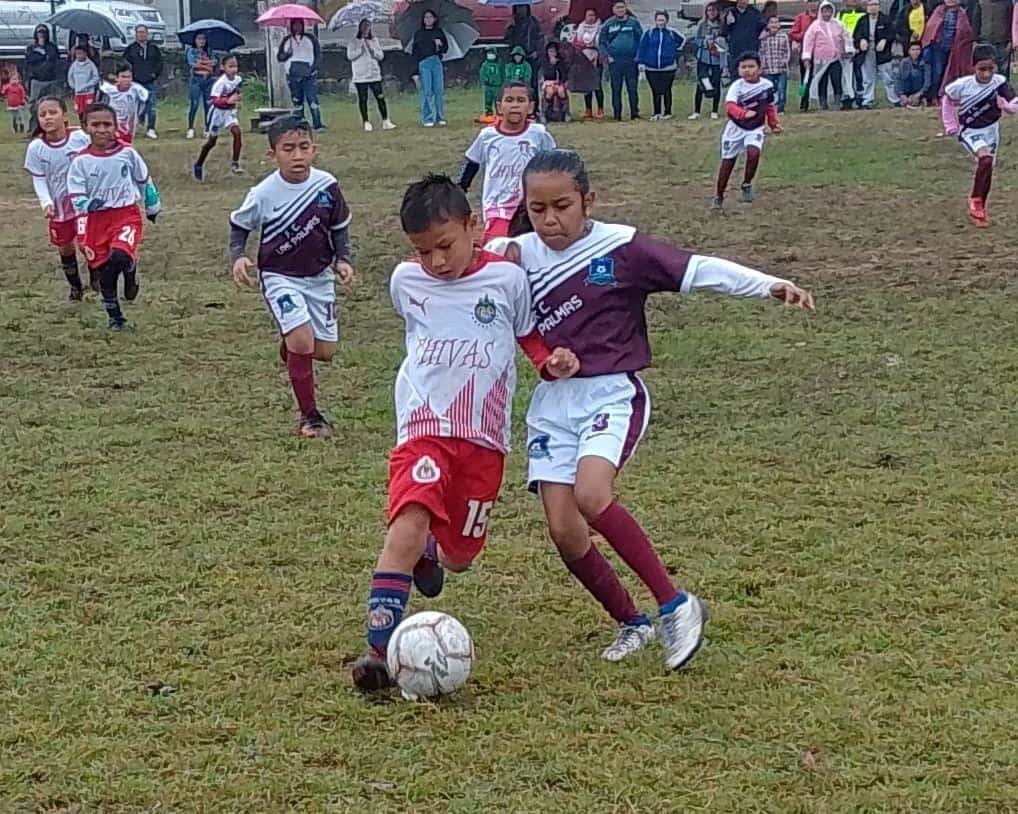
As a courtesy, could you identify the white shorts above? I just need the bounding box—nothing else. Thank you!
[259,268,337,342]
[526,372,650,489]
[720,121,765,160]
[960,123,999,158]
[208,108,239,135]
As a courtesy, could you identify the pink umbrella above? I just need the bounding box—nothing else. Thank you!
[256,3,325,26]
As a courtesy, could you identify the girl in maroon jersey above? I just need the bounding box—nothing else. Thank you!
[497,149,813,670]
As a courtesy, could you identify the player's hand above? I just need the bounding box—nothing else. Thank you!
[544,347,580,378]
[770,282,814,311]
[43,203,54,219]
[232,257,255,288]
[334,261,356,292]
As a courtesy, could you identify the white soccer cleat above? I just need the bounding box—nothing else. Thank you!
[601,620,656,662]
[186,128,195,139]
[382,119,396,130]
[146,129,158,140]
[363,120,373,132]
[660,593,708,670]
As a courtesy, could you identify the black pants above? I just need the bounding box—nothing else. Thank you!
[645,69,675,116]
[583,89,605,112]
[813,61,843,109]
[355,81,388,122]
[608,60,639,119]
[694,63,722,114]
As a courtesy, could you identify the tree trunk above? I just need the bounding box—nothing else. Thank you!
[260,0,292,109]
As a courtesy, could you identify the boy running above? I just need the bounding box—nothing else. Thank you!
[459,81,556,243]
[352,175,578,694]
[100,63,148,144]
[194,54,243,181]
[229,116,355,438]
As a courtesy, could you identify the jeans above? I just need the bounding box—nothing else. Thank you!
[608,60,638,119]
[858,53,899,106]
[926,44,949,102]
[10,108,23,132]
[141,81,157,130]
[28,78,58,133]
[288,74,324,129]
[188,74,213,130]
[418,55,445,124]
[764,72,788,113]
[645,68,675,116]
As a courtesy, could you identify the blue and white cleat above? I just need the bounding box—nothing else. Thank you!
[660,593,708,670]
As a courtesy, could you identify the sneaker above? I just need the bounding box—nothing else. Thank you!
[437,120,447,127]
[68,286,83,302]
[122,270,139,301]
[299,409,333,439]
[659,593,708,670]
[186,128,195,140]
[583,109,593,119]
[108,317,128,331]
[363,120,373,132]
[88,268,100,292]
[230,161,243,174]
[968,197,989,228]
[146,129,158,140]
[741,183,754,204]
[352,653,394,693]
[601,619,656,662]
[661,114,672,121]
[710,112,719,120]
[687,112,700,120]
[193,163,204,183]
[650,114,661,121]
[423,121,435,128]
[412,534,445,598]
[382,119,396,130]
[595,108,605,119]
[711,195,724,211]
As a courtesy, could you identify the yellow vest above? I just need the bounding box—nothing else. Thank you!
[838,9,866,36]
[908,5,926,40]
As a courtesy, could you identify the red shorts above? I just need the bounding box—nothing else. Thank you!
[48,218,76,249]
[74,93,95,115]
[388,436,505,568]
[482,217,512,244]
[77,206,143,269]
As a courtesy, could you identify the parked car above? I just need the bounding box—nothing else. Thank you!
[0,0,166,54]
[391,0,571,44]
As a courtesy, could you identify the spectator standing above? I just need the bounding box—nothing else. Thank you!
[723,0,765,80]
[185,32,215,140]
[637,11,684,120]
[691,2,725,118]
[277,19,325,130]
[895,0,926,44]
[505,5,544,94]
[922,0,975,105]
[759,14,791,113]
[853,0,899,107]
[897,40,931,104]
[70,33,101,70]
[411,10,448,127]
[349,20,395,132]
[600,0,643,120]
[572,9,605,118]
[838,0,866,107]
[803,0,854,109]
[123,25,163,139]
[791,0,819,111]
[24,25,60,135]
[67,45,100,124]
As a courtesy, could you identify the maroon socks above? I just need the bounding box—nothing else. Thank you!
[591,501,680,608]
[285,350,317,416]
[564,543,642,625]
[716,157,736,197]
[744,147,761,185]
[972,154,993,202]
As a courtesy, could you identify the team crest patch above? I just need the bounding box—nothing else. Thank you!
[276,294,297,316]
[120,164,130,178]
[586,257,615,287]
[367,606,394,630]
[473,295,497,326]
[412,455,441,484]
[317,189,333,207]
[528,435,552,460]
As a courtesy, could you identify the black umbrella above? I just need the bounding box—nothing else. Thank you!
[177,19,246,51]
[46,9,126,40]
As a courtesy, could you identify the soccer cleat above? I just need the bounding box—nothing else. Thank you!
[601,619,656,662]
[123,270,139,301]
[186,128,195,139]
[68,286,83,302]
[193,163,204,183]
[659,593,708,670]
[363,120,373,132]
[412,534,445,598]
[741,183,754,203]
[299,410,333,439]
[352,653,394,693]
[382,119,396,130]
[230,161,243,174]
[688,112,700,120]
[968,197,989,228]
[711,195,724,211]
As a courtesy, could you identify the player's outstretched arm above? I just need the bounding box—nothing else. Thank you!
[681,255,814,311]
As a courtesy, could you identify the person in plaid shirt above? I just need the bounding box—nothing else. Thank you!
[759,15,791,113]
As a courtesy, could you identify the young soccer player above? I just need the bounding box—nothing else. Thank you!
[24,96,92,300]
[351,175,579,694]
[458,81,556,244]
[941,44,1018,228]
[228,116,355,438]
[490,149,813,670]
[67,103,161,330]
[100,63,149,144]
[67,45,100,124]
[713,51,781,211]
[194,54,243,182]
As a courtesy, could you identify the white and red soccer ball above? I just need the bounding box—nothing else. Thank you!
[386,611,474,701]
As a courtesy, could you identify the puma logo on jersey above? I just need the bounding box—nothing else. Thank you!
[409,295,430,315]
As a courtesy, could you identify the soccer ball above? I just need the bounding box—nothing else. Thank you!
[386,611,474,701]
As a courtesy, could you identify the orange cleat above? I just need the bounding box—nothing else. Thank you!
[968,197,989,228]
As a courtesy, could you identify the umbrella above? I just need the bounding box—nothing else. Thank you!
[177,19,246,51]
[394,0,477,54]
[256,4,325,26]
[329,0,392,30]
[46,8,125,39]
[439,20,479,60]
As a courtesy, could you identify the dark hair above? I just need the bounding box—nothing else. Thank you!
[400,174,472,235]
[357,19,372,38]
[500,79,532,99]
[82,102,117,127]
[115,61,132,75]
[220,52,238,66]
[738,51,761,66]
[907,39,922,49]
[267,115,312,148]
[655,9,669,21]
[972,44,997,65]
[508,149,591,238]
[73,44,87,53]
[30,95,67,138]
[422,9,438,26]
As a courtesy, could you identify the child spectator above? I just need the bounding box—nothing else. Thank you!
[759,15,791,113]
[505,45,534,87]
[637,11,684,121]
[803,1,854,110]
[896,0,925,46]
[540,40,570,122]
[690,2,725,119]
[897,40,930,107]
[852,0,899,108]
[67,45,99,124]
[479,47,504,123]
[2,74,27,133]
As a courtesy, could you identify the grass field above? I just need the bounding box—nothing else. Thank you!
[2,87,1018,813]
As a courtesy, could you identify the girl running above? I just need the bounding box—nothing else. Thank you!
[24,96,92,300]
[493,149,813,670]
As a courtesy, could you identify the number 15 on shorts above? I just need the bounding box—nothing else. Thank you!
[462,499,493,538]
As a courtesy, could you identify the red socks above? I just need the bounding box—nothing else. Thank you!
[716,158,736,197]
[744,147,761,185]
[972,155,993,202]
[591,501,680,608]
[563,543,642,625]
[285,350,317,416]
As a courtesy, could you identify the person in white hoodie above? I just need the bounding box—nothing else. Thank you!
[347,20,395,132]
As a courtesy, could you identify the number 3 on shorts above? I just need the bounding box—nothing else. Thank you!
[118,225,137,246]
[462,499,493,538]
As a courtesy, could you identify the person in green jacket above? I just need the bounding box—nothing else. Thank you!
[505,46,533,86]
[479,47,504,122]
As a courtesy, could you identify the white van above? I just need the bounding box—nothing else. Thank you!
[0,0,167,53]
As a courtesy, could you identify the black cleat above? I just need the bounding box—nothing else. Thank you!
[68,286,83,302]
[352,653,393,693]
[413,555,445,598]
[299,410,334,439]
[123,270,139,301]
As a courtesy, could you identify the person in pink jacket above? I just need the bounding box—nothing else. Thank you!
[802,0,854,110]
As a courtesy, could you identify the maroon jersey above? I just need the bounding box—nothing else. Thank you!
[505,223,692,377]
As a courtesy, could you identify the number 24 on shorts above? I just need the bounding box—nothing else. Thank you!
[118,225,137,246]
[462,500,493,538]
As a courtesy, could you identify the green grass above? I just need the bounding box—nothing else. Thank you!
[3,86,1018,813]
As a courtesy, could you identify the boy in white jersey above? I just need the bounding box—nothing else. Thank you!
[458,81,556,244]
[352,175,579,694]
[229,117,355,439]
[194,54,244,182]
[942,44,1018,228]
[100,63,148,144]
[24,96,92,300]
[713,51,781,211]
[68,103,161,330]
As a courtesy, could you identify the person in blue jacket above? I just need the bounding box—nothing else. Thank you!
[599,0,644,120]
[723,0,766,78]
[637,11,685,119]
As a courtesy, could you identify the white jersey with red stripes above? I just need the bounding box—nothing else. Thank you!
[390,250,536,454]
